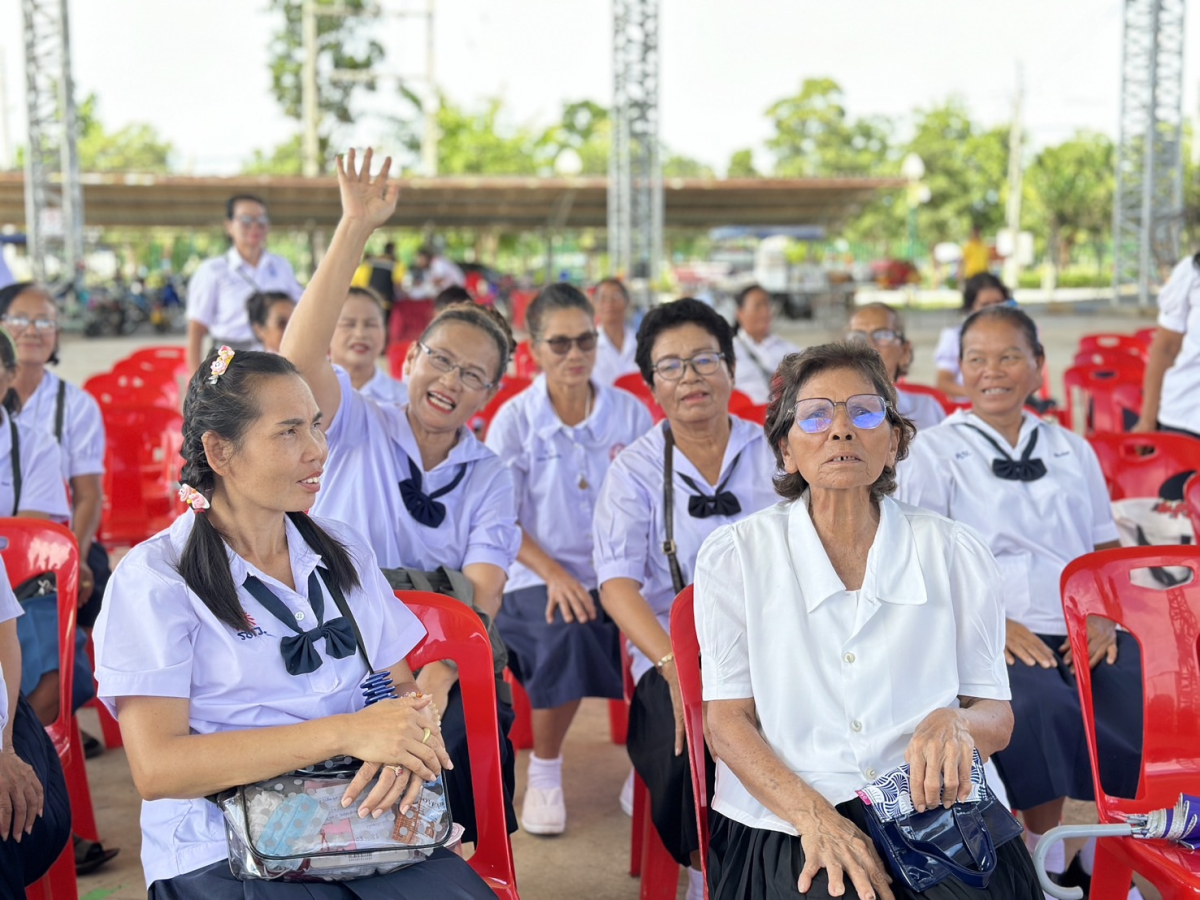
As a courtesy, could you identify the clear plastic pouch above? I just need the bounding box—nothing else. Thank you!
[219,755,452,882]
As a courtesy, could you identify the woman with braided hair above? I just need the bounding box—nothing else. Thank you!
[92,346,491,898]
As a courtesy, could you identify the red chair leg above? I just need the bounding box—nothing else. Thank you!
[608,699,628,745]
[1089,846,1135,900]
[640,793,682,900]
[66,718,99,842]
[506,671,533,751]
[26,836,78,900]
[631,773,646,876]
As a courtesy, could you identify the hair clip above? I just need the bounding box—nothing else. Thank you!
[178,483,211,512]
[208,345,235,384]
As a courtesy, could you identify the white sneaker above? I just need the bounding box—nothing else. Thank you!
[521,785,566,835]
[619,769,635,817]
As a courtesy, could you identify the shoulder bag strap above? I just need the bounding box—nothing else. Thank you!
[320,569,377,674]
[54,379,67,444]
[736,333,776,384]
[662,427,686,594]
[9,416,20,516]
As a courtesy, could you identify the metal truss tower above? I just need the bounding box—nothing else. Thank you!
[1113,0,1186,305]
[21,0,84,293]
[608,0,662,306]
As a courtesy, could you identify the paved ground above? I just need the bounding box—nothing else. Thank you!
[57,303,1160,899]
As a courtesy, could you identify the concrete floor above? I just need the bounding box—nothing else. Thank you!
[55,303,1161,899]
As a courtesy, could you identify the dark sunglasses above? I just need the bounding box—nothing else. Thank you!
[540,332,598,355]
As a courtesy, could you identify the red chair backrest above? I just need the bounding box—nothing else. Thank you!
[1077,333,1149,362]
[1134,327,1157,348]
[895,381,962,416]
[1061,545,1200,819]
[1063,362,1146,435]
[0,518,79,755]
[669,586,710,884]
[1074,348,1148,369]
[613,372,665,423]
[512,341,540,380]
[1186,474,1200,536]
[397,591,518,897]
[85,370,180,410]
[728,389,767,425]
[386,341,411,380]
[120,345,192,380]
[468,376,532,440]
[509,290,539,331]
[1088,431,1200,500]
[96,405,185,547]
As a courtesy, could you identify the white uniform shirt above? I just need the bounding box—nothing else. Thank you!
[593,324,640,387]
[593,417,780,682]
[186,248,303,343]
[732,332,801,405]
[696,497,1010,833]
[896,387,947,431]
[93,512,426,887]
[358,366,409,407]
[14,370,106,484]
[314,369,520,572]
[896,410,1119,635]
[0,409,70,520]
[485,376,652,593]
[0,555,22,753]
[934,324,962,384]
[1156,255,1200,432]
[409,256,466,299]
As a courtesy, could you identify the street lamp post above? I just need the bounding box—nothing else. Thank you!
[901,152,927,263]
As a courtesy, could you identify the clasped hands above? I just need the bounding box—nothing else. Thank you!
[340,693,450,820]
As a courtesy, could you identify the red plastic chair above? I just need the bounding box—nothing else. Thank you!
[505,668,626,751]
[1059,546,1200,898]
[121,345,191,379]
[1077,333,1149,362]
[2,519,84,900]
[468,376,531,440]
[509,290,539,332]
[728,390,767,425]
[1074,348,1150,369]
[1063,362,1146,435]
[669,586,710,898]
[1135,328,1157,348]
[84,370,180,410]
[895,381,963,416]
[614,373,665,424]
[96,405,184,548]
[1185,474,1200,537]
[512,341,540,380]
[397,591,519,899]
[1088,432,1200,500]
[386,341,412,380]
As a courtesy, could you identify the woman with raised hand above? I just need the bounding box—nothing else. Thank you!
[244,290,296,354]
[847,302,946,431]
[591,278,640,386]
[94,347,490,898]
[331,286,407,405]
[593,297,779,900]
[898,305,1142,889]
[730,283,801,405]
[485,283,652,836]
[281,148,521,847]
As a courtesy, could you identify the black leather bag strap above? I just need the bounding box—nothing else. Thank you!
[662,427,686,594]
[54,379,67,444]
[321,568,376,674]
[9,415,20,516]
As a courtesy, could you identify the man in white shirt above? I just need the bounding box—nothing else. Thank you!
[185,195,303,375]
[408,245,465,300]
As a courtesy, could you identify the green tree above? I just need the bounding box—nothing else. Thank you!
[243,135,305,176]
[434,97,541,176]
[17,94,174,172]
[727,149,758,178]
[538,100,611,175]
[765,78,892,177]
[663,153,715,179]
[1024,131,1114,271]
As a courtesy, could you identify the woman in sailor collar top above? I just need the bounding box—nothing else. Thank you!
[281,149,521,846]
[897,305,1143,882]
[593,297,779,900]
[330,286,408,406]
[485,283,652,837]
[696,342,1039,900]
[731,284,801,406]
[590,278,640,386]
[93,347,491,898]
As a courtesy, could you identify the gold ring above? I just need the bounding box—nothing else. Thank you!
[422,727,432,745]
[386,764,403,777]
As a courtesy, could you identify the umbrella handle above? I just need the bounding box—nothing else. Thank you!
[1034,823,1134,899]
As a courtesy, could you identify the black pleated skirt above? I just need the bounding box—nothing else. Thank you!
[992,631,1143,811]
[147,848,494,899]
[495,585,623,709]
[707,803,1041,900]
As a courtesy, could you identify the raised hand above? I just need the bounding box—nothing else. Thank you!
[336,147,400,229]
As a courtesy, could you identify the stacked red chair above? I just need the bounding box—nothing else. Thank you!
[84,370,179,411]
[614,373,665,424]
[95,405,185,549]
[512,341,540,380]
[468,376,531,440]
[1077,333,1150,362]
[1063,361,1146,435]
[1088,432,1200,501]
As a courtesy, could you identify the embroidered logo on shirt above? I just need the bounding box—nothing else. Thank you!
[237,614,268,641]
[954,450,970,460]
[609,443,627,462]
[1053,450,1071,458]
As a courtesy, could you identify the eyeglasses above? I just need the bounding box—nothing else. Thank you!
[846,328,903,347]
[2,315,58,333]
[651,351,726,381]
[793,393,890,434]
[234,215,270,228]
[539,332,597,355]
[416,342,493,391]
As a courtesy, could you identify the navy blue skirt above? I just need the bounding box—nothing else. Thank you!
[992,631,1143,810]
[16,594,95,710]
[147,848,493,899]
[495,585,623,709]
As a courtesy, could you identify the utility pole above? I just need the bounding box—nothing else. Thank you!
[420,0,438,176]
[1003,64,1024,288]
[302,0,320,177]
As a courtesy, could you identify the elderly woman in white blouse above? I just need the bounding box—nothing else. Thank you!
[694,342,1040,900]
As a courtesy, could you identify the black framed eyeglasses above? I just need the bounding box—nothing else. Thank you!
[793,393,890,434]
[539,332,598,355]
[651,351,726,381]
[417,342,493,391]
[846,328,903,347]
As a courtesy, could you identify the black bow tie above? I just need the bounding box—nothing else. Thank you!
[679,452,743,519]
[962,424,1047,482]
[242,569,357,676]
[398,454,467,528]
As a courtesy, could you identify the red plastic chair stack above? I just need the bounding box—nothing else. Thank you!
[1186,474,1200,537]
[4,519,83,900]
[468,376,531,440]
[95,405,185,548]
[509,290,539,332]
[1060,546,1200,898]
[84,370,180,411]
[1134,328,1157,348]
[397,591,520,899]
[1063,362,1146,435]
[1077,333,1150,362]
[728,390,767,425]
[614,373,665,424]
[669,586,710,898]
[1088,431,1200,500]
[512,341,540,380]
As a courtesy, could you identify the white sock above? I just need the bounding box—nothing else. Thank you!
[686,866,705,900]
[1026,829,1065,874]
[526,754,563,792]
[1127,887,1144,900]
[1079,837,1096,875]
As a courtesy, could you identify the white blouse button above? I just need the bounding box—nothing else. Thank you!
[844,652,856,664]
[851,719,863,732]
[866,768,878,779]
[295,611,305,621]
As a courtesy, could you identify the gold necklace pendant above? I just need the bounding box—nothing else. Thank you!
[578,473,589,490]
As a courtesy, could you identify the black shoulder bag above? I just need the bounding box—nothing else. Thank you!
[662,427,686,593]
